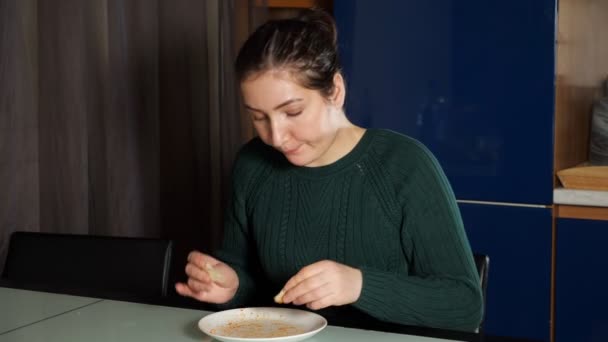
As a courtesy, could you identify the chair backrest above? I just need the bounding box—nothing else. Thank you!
[473,253,490,333]
[1,231,173,301]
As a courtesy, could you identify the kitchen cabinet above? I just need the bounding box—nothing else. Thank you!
[334,1,556,340]
[335,0,555,205]
[460,203,552,341]
[555,217,608,342]
[334,1,608,341]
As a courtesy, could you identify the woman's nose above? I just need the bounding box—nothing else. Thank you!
[270,120,286,148]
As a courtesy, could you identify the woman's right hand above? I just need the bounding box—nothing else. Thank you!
[175,251,239,304]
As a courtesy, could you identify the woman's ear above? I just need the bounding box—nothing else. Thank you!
[330,73,346,108]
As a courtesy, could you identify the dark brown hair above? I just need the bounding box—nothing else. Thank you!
[235,9,341,98]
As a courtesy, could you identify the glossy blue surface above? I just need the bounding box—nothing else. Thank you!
[459,203,551,342]
[556,218,608,342]
[335,0,556,204]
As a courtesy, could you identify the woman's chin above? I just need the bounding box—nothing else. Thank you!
[285,156,307,166]
[284,154,314,167]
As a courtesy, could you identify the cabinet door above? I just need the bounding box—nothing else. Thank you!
[459,203,551,341]
[556,218,608,342]
[334,0,555,204]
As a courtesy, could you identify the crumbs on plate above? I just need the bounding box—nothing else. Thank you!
[210,320,304,338]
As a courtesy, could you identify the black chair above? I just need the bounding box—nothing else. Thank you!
[473,253,490,333]
[1,231,173,302]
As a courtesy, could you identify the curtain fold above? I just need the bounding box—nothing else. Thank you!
[0,0,267,288]
[0,0,40,273]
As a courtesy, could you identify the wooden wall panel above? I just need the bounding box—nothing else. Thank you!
[83,0,110,236]
[555,205,608,221]
[554,0,608,183]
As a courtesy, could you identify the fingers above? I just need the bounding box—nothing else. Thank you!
[291,282,332,306]
[283,276,330,304]
[175,282,193,296]
[188,251,219,268]
[187,277,213,293]
[281,261,333,305]
[306,296,334,310]
[186,251,226,285]
[282,261,326,294]
[185,263,212,284]
[177,251,240,305]
[274,290,285,304]
[279,275,335,310]
[278,260,363,309]
[175,282,208,302]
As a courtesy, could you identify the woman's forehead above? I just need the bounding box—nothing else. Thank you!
[243,68,299,85]
[242,70,309,96]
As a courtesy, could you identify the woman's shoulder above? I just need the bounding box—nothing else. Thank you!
[367,129,436,163]
[365,129,447,186]
[365,129,451,202]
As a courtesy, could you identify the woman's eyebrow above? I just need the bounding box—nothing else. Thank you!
[244,98,303,113]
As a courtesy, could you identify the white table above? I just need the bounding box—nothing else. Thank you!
[0,287,101,334]
[0,287,468,342]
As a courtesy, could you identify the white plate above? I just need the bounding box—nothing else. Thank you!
[198,307,327,342]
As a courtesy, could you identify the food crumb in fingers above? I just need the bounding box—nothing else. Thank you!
[205,263,223,282]
[274,289,285,304]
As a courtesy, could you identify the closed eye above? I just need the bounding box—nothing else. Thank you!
[286,111,302,117]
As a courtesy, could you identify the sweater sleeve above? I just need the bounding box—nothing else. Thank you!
[352,139,483,332]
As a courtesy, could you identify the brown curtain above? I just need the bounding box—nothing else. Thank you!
[0,0,266,291]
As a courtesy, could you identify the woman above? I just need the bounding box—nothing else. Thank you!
[176,9,483,332]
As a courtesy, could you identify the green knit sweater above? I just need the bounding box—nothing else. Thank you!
[216,129,483,332]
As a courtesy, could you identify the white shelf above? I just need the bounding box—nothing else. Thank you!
[553,187,608,207]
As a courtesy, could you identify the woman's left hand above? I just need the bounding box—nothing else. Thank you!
[279,260,363,310]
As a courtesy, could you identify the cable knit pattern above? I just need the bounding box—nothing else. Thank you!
[215,129,483,332]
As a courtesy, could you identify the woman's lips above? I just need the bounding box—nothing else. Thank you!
[282,145,301,155]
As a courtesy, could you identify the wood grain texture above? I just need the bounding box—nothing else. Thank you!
[554,0,608,185]
[557,165,608,191]
[555,204,608,221]
[83,0,110,236]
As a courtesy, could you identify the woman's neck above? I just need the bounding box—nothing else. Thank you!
[313,124,365,167]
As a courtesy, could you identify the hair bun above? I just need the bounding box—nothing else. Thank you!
[297,8,337,46]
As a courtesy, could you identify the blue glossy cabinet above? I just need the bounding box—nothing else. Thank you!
[334,1,556,340]
[460,203,552,341]
[334,0,555,205]
[556,218,608,342]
